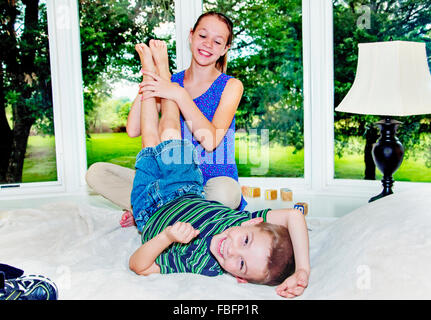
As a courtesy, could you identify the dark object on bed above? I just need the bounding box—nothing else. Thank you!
[369,118,404,202]
[0,263,24,280]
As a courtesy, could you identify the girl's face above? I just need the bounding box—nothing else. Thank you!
[189,15,230,67]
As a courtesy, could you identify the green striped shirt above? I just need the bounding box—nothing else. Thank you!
[141,193,270,276]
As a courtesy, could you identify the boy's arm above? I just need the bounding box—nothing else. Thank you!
[266,208,310,273]
[129,222,200,276]
[266,208,310,297]
[129,230,169,275]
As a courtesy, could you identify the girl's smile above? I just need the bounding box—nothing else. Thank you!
[198,48,213,58]
[190,16,230,66]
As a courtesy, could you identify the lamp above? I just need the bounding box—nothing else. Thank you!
[335,41,431,202]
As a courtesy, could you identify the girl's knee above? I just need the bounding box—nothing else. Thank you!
[204,176,242,209]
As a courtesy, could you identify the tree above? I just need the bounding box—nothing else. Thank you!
[79,0,176,123]
[209,0,431,177]
[0,0,175,184]
[333,0,431,179]
[0,0,51,183]
[204,0,304,149]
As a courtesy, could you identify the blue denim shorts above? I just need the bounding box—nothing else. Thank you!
[130,139,205,232]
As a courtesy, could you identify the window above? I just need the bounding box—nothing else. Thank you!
[0,0,58,186]
[333,0,431,183]
[79,0,176,170]
[202,0,304,179]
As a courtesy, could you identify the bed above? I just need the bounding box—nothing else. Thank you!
[1,184,430,299]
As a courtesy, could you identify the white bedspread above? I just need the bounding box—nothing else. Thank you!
[1,185,430,300]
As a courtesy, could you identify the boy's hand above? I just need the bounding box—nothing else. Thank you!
[275,269,309,298]
[165,222,200,244]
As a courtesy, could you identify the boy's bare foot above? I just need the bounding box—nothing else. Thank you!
[120,210,136,228]
[135,43,157,79]
[135,42,161,112]
[149,39,171,80]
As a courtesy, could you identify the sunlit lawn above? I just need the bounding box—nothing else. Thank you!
[335,152,431,182]
[86,132,305,177]
[22,132,431,182]
[22,135,57,183]
[334,135,431,182]
[86,133,141,168]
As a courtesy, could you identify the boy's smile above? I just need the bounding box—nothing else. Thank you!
[210,224,271,283]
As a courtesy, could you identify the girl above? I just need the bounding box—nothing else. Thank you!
[140,11,247,203]
[86,11,247,226]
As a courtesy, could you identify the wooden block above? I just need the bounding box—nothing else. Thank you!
[265,189,277,200]
[294,202,308,216]
[241,186,261,198]
[280,188,293,201]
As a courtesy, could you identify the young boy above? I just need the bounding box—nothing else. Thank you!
[128,41,310,298]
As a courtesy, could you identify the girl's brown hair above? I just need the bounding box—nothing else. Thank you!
[192,11,233,73]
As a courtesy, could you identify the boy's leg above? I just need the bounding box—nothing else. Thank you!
[135,43,161,148]
[149,41,204,199]
[120,43,161,228]
[149,40,181,142]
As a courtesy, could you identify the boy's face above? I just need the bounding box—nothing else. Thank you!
[209,219,271,283]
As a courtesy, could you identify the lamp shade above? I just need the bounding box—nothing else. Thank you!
[335,41,431,116]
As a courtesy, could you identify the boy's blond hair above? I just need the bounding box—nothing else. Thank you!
[251,222,295,286]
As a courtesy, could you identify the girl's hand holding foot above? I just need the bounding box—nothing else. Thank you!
[139,71,182,101]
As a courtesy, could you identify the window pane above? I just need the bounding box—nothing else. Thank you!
[1,0,57,185]
[203,0,304,178]
[333,0,431,182]
[79,0,175,169]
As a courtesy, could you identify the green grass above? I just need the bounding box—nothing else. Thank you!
[235,132,304,177]
[86,132,141,168]
[85,132,305,177]
[20,132,431,183]
[334,135,431,182]
[335,151,431,182]
[22,135,57,183]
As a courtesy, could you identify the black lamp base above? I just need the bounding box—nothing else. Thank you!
[369,118,404,203]
[368,177,394,202]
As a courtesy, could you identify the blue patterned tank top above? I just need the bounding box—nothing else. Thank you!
[171,70,247,210]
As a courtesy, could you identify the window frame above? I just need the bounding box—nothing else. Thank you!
[318,0,430,197]
[0,0,87,198]
[2,0,427,201]
[241,0,429,198]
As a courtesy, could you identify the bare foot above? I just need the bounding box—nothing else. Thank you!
[135,42,161,111]
[120,210,136,228]
[135,43,157,79]
[149,39,171,80]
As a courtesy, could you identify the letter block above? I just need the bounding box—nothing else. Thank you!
[280,188,293,201]
[293,202,308,215]
[265,189,277,200]
[241,186,261,198]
